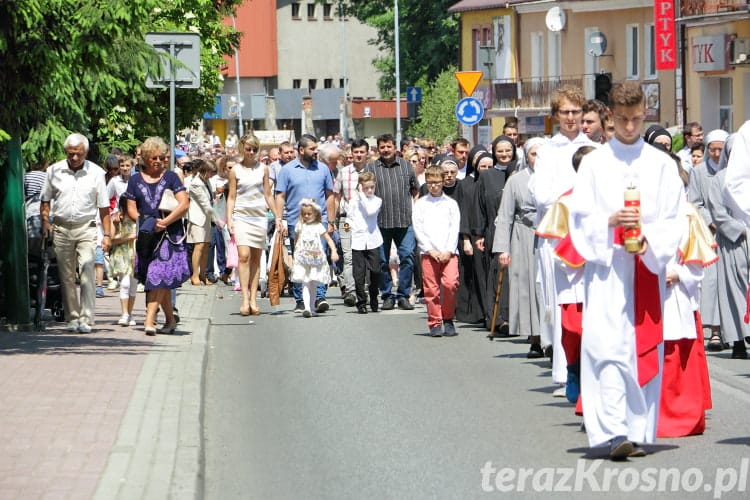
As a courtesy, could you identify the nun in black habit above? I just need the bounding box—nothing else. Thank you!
[474,135,519,333]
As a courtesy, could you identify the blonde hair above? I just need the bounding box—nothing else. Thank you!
[141,136,168,161]
[297,198,323,224]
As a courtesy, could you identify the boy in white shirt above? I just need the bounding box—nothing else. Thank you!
[413,166,461,337]
[350,172,384,313]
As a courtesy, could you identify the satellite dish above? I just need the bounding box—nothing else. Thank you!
[586,31,608,57]
[545,7,566,33]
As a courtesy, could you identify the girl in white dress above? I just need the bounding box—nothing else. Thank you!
[291,199,339,317]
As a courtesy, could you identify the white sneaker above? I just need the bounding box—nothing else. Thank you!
[66,320,79,332]
[117,314,131,326]
[128,317,137,327]
[77,323,92,334]
[137,283,145,293]
[107,280,119,291]
[552,385,566,398]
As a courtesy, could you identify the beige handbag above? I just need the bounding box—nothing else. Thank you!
[158,188,179,213]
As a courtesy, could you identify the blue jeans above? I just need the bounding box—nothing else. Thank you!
[379,226,415,300]
[207,225,227,278]
[288,224,328,303]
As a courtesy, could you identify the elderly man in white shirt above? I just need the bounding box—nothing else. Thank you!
[40,133,111,333]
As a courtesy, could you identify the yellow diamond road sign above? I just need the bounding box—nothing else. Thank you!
[454,71,484,96]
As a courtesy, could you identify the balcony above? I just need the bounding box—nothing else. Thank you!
[681,0,749,17]
[490,76,585,112]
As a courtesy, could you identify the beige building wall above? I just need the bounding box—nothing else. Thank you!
[684,20,750,131]
[277,2,381,98]
[517,6,677,127]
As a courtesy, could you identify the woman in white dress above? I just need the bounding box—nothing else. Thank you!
[226,134,280,315]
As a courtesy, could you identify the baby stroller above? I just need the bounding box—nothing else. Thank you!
[28,235,64,330]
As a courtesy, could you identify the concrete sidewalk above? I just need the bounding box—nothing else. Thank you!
[0,282,216,500]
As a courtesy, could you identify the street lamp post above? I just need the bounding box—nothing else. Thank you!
[231,15,244,136]
[340,1,349,142]
[394,0,401,144]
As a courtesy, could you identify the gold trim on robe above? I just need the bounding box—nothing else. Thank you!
[678,203,719,267]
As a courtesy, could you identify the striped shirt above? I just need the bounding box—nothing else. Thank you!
[364,157,418,229]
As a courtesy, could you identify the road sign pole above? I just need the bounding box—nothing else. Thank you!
[169,42,176,171]
[394,0,401,144]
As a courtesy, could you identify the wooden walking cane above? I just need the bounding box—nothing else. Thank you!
[489,266,504,340]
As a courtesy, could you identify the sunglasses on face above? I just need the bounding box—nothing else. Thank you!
[149,156,168,162]
[244,146,258,153]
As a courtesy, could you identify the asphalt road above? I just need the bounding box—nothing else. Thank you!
[202,285,750,500]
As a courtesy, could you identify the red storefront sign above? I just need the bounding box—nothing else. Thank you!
[654,0,677,70]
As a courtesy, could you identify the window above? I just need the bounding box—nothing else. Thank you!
[719,77,733,131]
[291,2,300,19]
[472,28,481,71]
[548,32,561,78]
[644,23,656,80]
[324,78,333,89]
[292,79,301,89]
[339,78,346,89]
[323,3,333,19]
[626,24,640,79]
[308,79,317,90]
[530,32,544,79]
[307,2,316,20]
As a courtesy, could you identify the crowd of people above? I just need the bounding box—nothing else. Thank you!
[27,81,750,459]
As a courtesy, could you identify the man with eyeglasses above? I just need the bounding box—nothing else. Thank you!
[528,85,597,397]
[676,121,704,171]
[40,133,112,333]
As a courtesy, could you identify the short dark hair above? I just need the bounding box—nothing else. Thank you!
[351,138,369,150]
[451,137,470,149]
[683,121,703,137]
[377,133,395,147]
[572,145,596,172]
[298,134,318,150]
[582,99,608,125]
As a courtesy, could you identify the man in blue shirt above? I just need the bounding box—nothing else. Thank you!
[276,134,336,312]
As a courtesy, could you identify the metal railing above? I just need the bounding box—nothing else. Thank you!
[491,76,585,110]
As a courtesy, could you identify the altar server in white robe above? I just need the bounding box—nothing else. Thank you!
[528,85,596,390]
[724,120,750,227]
[568,82,683,459]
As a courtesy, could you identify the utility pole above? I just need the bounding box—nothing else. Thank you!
[394,0,401,144]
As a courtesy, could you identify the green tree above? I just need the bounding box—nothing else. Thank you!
[0,0,242,165]
[407,66,459,142]
[343,0,459,97]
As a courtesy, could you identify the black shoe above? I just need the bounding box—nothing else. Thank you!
[544,345,554,360]
[608,436,634,460]
[356,305,368,314]
[302,310,312,318]
[629,444,647,457]
[315,299,330,313]
[343,294,357,307]
[527,343,544,359]
[206,275,218,284]
[173,307,180,324]
[397,297,414,310]
[370,298,379,312]
[443,320,457,337]
[731,341,748,359]
[430,325,443,337]
[382,297,395,310]
[707,334,724,352]
[294,301,305,313]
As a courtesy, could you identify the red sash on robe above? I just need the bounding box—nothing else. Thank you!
[614,227,662,387]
